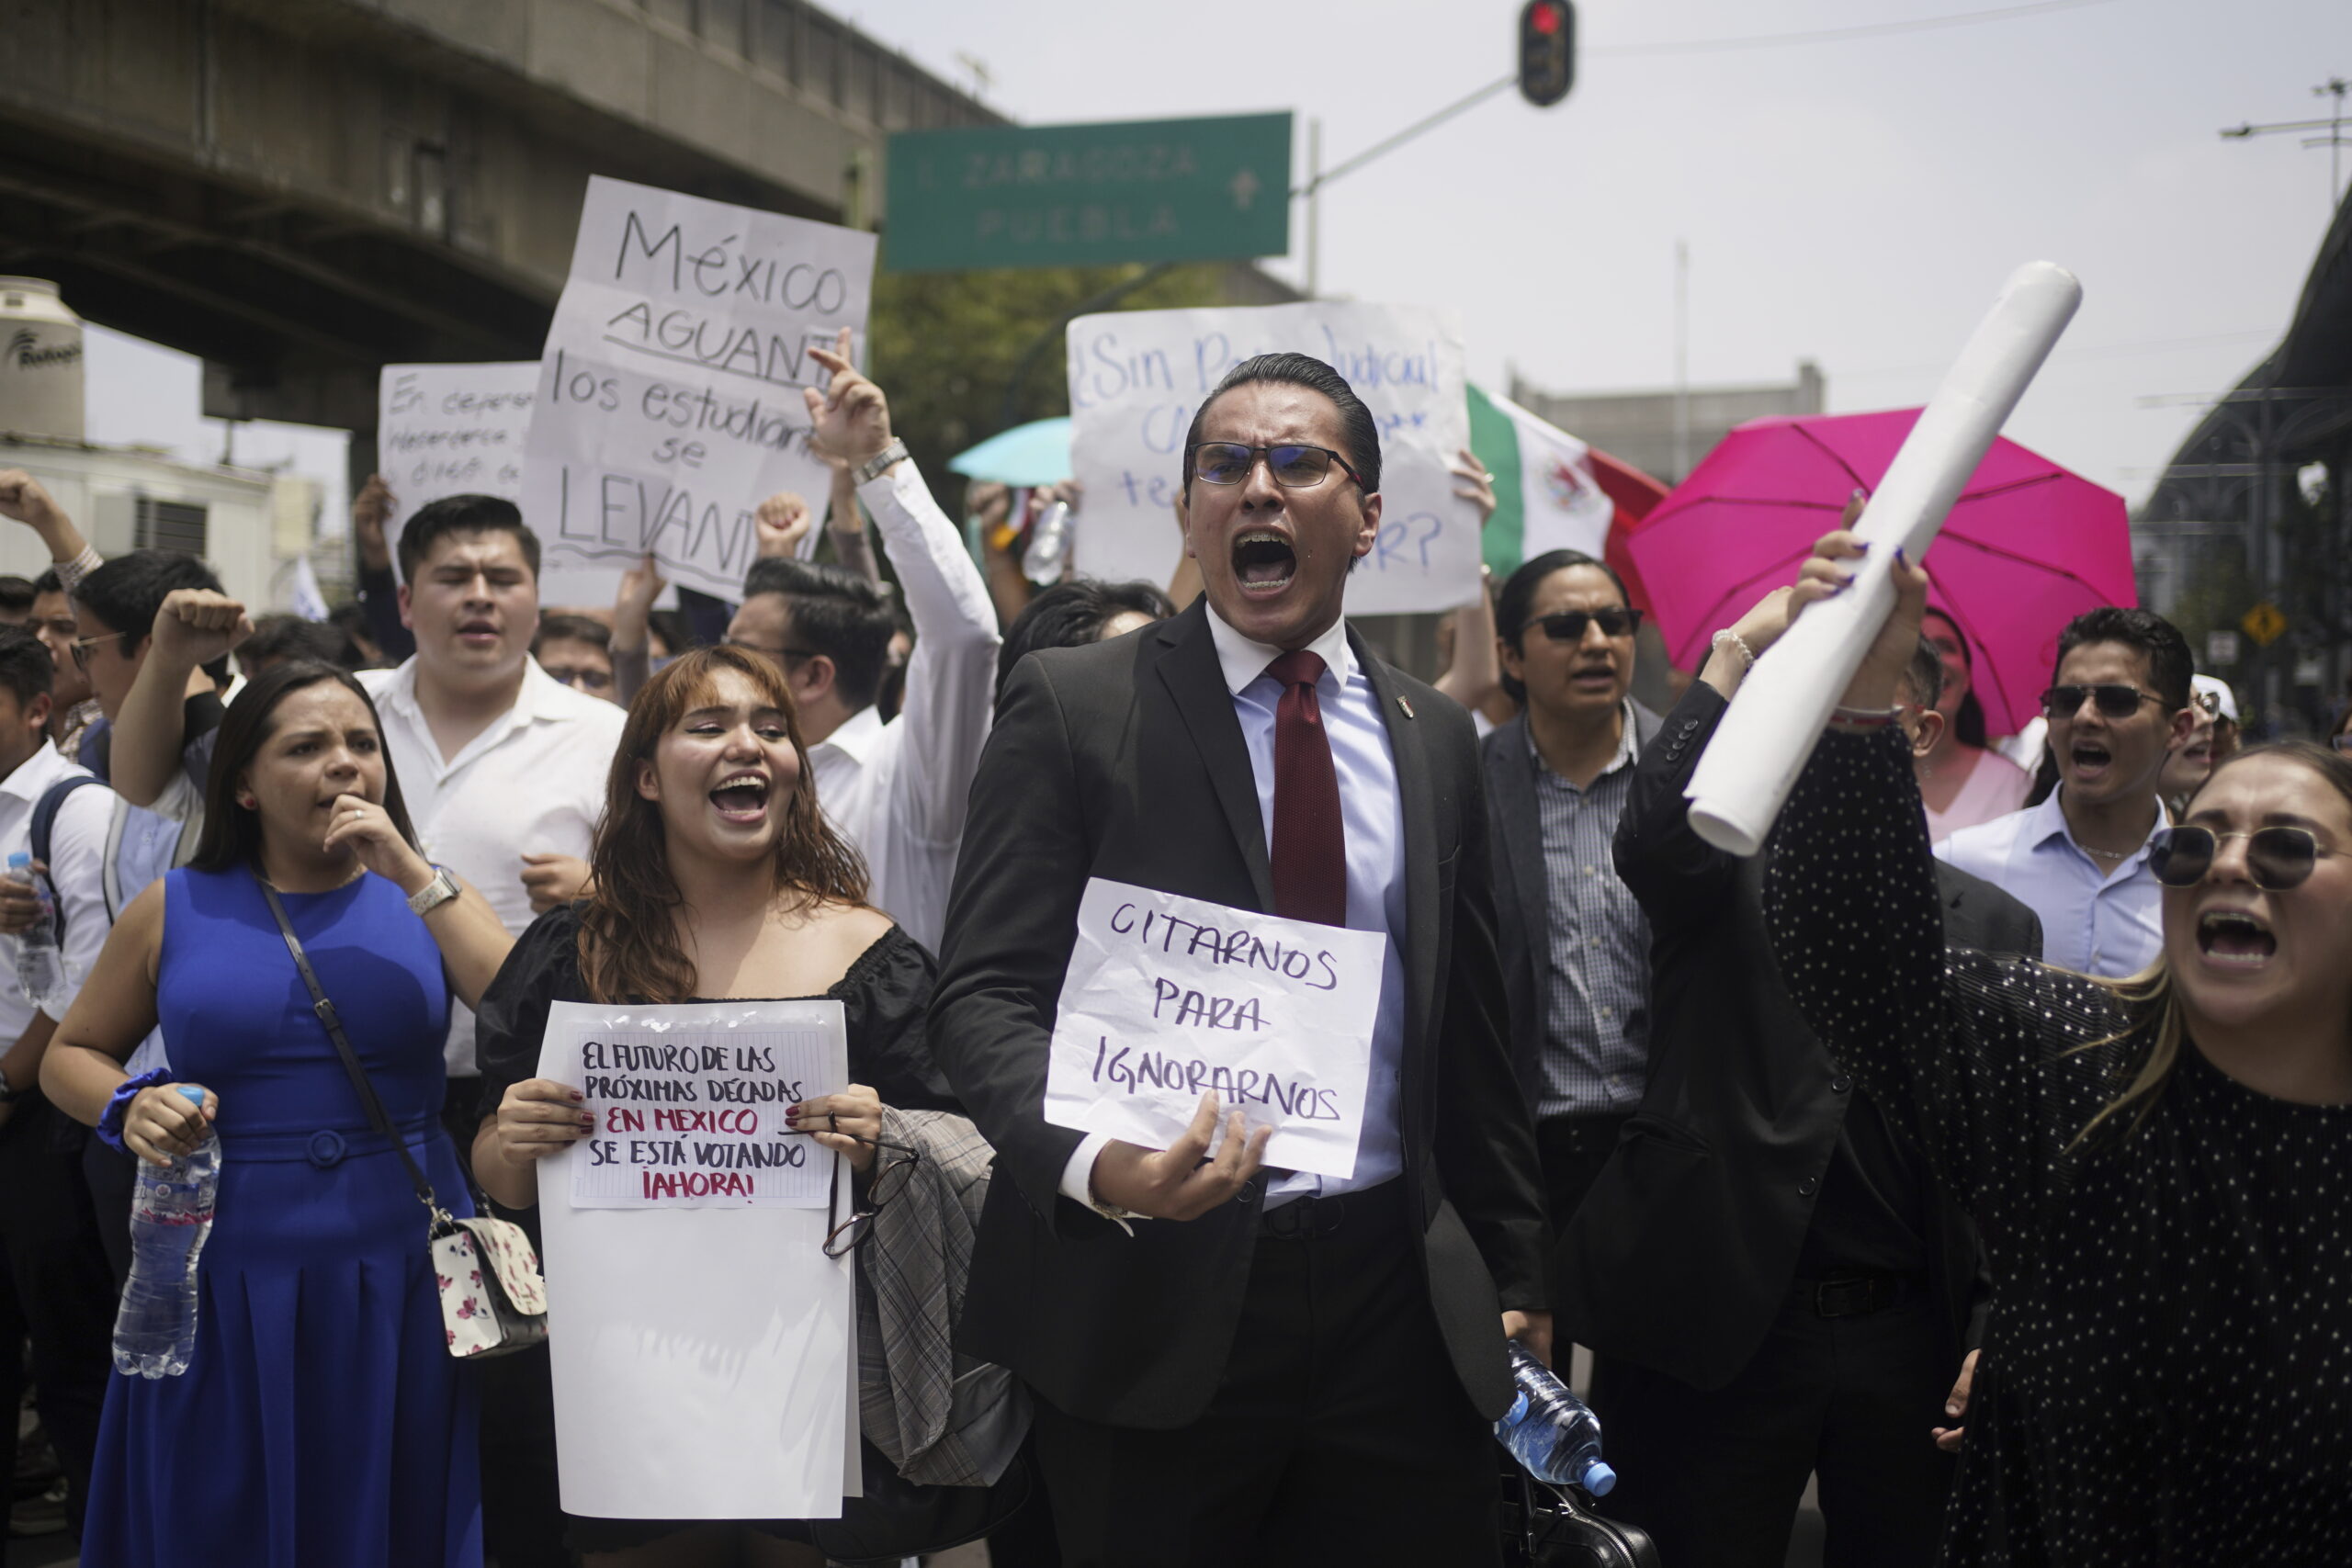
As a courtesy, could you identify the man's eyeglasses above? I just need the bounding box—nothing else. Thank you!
[1523,607,1644,642]
[2040,683,2165,721]
[542,664,612,693]
[67,630,131,670]
[819,1133,921,1259]
[1187,443,1363,491]
[2150,825,2333,890]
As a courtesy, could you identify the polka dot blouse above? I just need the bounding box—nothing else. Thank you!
[1765,727,2352,1566]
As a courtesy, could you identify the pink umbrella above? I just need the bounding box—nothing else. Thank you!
[1624,408,2135,736]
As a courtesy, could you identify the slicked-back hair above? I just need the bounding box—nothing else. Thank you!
[397,494,542,582]
[533,613,613,654]
[996,578,1175,705]
[2053,606,2193,715]
[740,557,894,712]
[1180,352,1382,501]
[71,551,225,656]
[1901,637,1945,713]
[0,626,55,709]
[1494,549,1631,704]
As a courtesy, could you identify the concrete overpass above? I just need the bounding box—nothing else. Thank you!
[0,0,1001,439]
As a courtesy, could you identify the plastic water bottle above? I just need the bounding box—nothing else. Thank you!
[112,1086,220,1378]
[6,852,62,1010]
[1495,1340,1617,1495]
[1022,500,1072,584]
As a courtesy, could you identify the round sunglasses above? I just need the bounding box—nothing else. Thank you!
[2149,825,2334,890]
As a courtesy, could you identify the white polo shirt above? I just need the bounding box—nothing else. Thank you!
[358,658,628,1078]
[0,741,116,1043]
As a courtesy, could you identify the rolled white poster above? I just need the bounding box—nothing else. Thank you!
[1684,260,2083,856]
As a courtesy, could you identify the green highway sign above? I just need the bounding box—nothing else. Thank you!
[883,112,1293,273]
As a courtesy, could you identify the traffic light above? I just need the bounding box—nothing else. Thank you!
[1518,0,1576,107]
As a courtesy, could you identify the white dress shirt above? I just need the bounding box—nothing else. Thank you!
[0,742,116,1044]
[359,658,628,1077]
[807,461,1000,955]
[1934,785,2165,978]
[1060,607,1411,1212]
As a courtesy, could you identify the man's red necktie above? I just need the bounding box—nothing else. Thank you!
[1265,650,1348,928]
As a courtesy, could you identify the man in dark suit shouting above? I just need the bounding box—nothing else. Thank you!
[933,353,1551,1565]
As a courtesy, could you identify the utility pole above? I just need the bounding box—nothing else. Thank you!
[2220,77,2351,209]
[1672,239,1690,480]
[1305,119,1322,299]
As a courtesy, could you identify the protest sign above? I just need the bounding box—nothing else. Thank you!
[571,1021,840,1209]
[521,175,876,600]
[1065,302,1478,614]
[537,998,856,1519]
[1045,878,1388,1179]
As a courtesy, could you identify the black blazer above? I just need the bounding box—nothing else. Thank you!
[1481,704,1665,1108]
[1555,680,2042,1391]
[931,601,1549,1430]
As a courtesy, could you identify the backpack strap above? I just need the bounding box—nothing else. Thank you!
[29,774,104,947]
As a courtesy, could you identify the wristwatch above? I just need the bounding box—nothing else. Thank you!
[853,438,910,487]
[407,865,460,918]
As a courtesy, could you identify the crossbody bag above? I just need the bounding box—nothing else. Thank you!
[259,877,548,1360]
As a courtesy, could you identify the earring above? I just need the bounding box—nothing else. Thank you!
[237,794,256,809]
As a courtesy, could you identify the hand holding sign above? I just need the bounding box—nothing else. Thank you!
[1089,1090,1271,1222]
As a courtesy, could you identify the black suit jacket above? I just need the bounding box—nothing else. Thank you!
[932,601,1549,1430]
[1481,704,1665,1108]
[1555,680,2041,1391]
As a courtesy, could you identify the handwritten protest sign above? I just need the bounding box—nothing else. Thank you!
[1066,302,1477,614]
[537,999,856,1519]
[571,1021,841,1209]
[521,176,876,600]
[1045,878,1387,1178]
[377,360,632,608]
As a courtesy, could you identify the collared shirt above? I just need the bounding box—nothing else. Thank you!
[807,462,1001,955]
[1059,607,1410,1211]
[1530,703,1651,1119]
[0,742,116,1045]
[1935,786,2164,977]
[359,657,628,1077]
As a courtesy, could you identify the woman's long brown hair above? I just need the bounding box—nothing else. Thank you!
[577,645,869,1004]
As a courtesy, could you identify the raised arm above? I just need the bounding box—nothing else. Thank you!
[107,589,250,812]
[821,459,880,587]
[1432,452,1501,714]
[325,794,514,1010]
[0,469,99,586]
[799,336,1000,852]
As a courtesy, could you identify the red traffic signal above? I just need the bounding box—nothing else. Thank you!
[1519,0,1576,107]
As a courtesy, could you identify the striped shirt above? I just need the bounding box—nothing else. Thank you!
[1532,705,1652,1119]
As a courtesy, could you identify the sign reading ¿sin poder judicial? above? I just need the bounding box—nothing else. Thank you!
[568,1012,846,1209]
[1046,879,1387,1179]
[521,175,877,600]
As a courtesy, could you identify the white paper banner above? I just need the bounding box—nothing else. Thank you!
[537,998,856,1519]
[1045,878,1386,1178]
[571,1019,841,1209]
[1066,302,1477,614]
[521,176,876,601]
[377,360,621,608]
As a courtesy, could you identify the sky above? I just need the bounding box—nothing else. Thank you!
[78,0,2347,525]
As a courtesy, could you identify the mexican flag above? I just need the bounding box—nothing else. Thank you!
[1466,382,1616,577]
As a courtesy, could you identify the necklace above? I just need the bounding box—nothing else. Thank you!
[2081,843,2135,863]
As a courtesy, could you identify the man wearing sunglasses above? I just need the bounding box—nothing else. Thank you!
[1936,606,2197,978]
[1480,549,1660,1276]
[935,352,1548,1564]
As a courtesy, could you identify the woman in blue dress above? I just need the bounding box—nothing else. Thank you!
[42,660,517,1568]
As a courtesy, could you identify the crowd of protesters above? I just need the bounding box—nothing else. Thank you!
[0,332,2339,1568]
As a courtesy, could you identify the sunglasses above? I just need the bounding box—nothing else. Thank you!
[2041,683,2165,721]
[2149,825,2333,890]
[1187,442,1363,490]
[819,1133,921,1259]
[1523,606,1644,642]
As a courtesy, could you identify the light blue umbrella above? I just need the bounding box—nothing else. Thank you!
[947,417,1071,487]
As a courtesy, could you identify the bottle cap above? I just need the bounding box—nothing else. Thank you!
[175,1086,206,1108]
[1581,1460,1617,1497]
[5,852,27,870]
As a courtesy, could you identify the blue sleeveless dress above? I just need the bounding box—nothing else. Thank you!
[82,867,482,1568]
